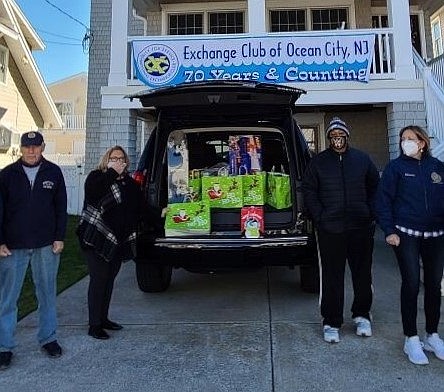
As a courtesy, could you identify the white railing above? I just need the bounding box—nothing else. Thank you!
[413,50,444,158]
[429,54,444,90]
[61,114,86,130]
[127,28,395,83]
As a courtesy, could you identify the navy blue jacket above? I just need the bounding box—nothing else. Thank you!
[376,154,444,236]
[0,158,67,249]
[302,147,380,233]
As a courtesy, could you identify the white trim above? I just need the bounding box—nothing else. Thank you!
[0,43,8,85]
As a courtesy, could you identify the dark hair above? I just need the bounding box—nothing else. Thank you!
[399,125,430,157]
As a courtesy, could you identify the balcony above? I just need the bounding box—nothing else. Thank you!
[61,114,86,130]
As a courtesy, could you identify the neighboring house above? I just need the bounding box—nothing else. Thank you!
[86,0,444,173]
[45,72,87,156]
[0,0,62,167]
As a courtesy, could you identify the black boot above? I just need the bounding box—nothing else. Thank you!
[88,326,110,340]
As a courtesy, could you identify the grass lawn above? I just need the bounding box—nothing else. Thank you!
[18,215,88,319]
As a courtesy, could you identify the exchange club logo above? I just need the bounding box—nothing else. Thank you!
[137,44,179,86]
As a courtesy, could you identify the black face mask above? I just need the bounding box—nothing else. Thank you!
[329,136,347,151]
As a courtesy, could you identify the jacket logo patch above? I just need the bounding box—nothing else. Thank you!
[404,173,415,177]
[42,181,54,189]
[431,172,443,184]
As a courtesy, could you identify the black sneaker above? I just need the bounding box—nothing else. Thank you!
[42,341,62,358]
[0,351,12,370]
[102,319,123,331]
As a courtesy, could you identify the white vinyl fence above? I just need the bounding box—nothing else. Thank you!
[60,165,86,216]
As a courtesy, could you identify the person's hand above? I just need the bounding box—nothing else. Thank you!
[0,244,11,258]
[107,160,126,175]
[161,207,170,218]
[386,234,400,247]
[53,241,64,254]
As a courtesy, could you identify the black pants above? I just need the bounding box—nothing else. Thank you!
[318,226,374,328]
[82,249,122,327]
[393,230,444,337]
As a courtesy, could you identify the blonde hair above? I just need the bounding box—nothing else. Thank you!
[97,145,130,173]
[399,125,430,157]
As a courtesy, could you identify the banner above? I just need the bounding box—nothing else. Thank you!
[132,33,375,88]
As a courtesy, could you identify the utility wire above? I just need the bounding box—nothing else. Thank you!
[44,40,83,46]
[41,0,93,53]
[43,0,89,30]
[35,28,80,41]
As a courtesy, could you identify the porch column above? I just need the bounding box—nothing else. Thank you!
[387,0,415,79]
[108,0,129,86]
[248,0,266,33]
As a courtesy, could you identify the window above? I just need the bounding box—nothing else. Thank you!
[432,19,443,57]
[312,8,348,30]
[209,12,244,34]
[167,10,245,35]
[270,10,306,32]
[169,14,203,35]
[0,46,8,84]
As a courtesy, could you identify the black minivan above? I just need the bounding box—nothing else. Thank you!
[128,81,318,293]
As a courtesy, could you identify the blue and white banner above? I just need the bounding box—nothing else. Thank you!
[132,33,375,88]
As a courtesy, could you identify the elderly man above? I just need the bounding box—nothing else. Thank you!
[0,131,67,370]
[302,117,380,344]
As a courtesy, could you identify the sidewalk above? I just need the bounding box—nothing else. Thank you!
[1,230,443,391]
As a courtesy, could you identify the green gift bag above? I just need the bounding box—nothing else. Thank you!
[242,172,267,206]
[201,175,243,208]
[165,202,210,236]
[267,172,292,209]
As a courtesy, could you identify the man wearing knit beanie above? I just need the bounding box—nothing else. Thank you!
[302,116,379,345]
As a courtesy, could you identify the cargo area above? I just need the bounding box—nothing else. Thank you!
[162,127,297,238]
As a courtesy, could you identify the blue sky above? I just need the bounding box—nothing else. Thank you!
[16,0,90,84]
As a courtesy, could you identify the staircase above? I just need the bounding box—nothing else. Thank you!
[413,51,444,159]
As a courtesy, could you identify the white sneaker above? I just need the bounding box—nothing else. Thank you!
[323,325,340,343]
[353,317,372,337]
[423,333,444,360]
[403,336,429,365]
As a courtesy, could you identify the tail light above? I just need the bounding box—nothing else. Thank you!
[132,170,146,187]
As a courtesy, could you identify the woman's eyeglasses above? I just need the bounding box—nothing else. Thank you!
[109,157,126,163]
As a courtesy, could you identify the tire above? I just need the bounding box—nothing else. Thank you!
[136,262,172,293]
[300,264,320,293]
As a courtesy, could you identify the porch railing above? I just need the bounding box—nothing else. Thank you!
[127,28,395,84]
[413,49,444,158]
[61,114,86,130]
[429,53,444,90]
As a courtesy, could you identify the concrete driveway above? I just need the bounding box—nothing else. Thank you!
[1,230,444,391]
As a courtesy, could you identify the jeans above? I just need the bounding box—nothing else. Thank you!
[318,226,374,328]
[393,230,444,337]
[0,245,60,351]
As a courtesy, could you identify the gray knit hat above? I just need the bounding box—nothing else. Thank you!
[325,117,350,137]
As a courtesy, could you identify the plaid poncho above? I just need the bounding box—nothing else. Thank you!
[77,183,136,262]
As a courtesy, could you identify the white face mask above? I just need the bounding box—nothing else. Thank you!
[401,140,420,157]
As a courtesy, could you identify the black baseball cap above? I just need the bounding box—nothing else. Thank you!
[20,131,44,147]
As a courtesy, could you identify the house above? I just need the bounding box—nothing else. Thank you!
[45,72,87,156]
[0,0,62,167]
[86,0,444,174]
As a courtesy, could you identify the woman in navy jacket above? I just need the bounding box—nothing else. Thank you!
[376,125,444,365]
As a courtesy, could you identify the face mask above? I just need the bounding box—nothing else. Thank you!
[401,140,419,157]
[329,136,347,150]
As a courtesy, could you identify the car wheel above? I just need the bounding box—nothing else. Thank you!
[136,262,172,293]
[300,264,320,293]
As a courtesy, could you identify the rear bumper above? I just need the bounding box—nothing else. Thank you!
[136,234,317,268]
